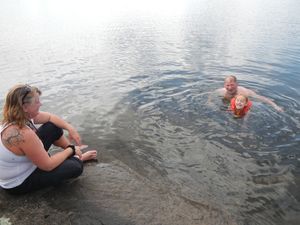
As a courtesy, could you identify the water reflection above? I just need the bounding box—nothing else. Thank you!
[1,0,300,224]
[97,76,299,224]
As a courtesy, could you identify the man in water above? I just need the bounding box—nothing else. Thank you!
[214,75,283,112]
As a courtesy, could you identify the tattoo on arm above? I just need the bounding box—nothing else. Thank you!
[3,128,25,147]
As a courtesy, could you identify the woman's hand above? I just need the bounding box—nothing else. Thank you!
[35,112,83,145]
[67,126,82,146]
[74,146,82,159]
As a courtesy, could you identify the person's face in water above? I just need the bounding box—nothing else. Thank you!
[235,95,247,109]
[224,79,238,95]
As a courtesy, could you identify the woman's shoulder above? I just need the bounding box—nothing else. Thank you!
[2,124,33,142]
[1,124,35,155]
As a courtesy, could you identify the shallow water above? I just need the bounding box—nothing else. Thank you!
[0,0,300,224]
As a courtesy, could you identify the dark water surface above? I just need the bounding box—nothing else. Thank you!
[0,0,300,224]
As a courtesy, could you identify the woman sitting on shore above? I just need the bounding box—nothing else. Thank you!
[0,84,97,194]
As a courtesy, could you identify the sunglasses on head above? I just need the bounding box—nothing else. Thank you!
[21,85,32,104]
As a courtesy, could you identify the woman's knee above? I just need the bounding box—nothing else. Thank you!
[37,122,64,150]
[42,122,63,139]
[67,158,84,177]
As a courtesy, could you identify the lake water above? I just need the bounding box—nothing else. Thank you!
[0,0,300,224]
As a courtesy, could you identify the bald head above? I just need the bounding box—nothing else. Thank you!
[224,75,237,83]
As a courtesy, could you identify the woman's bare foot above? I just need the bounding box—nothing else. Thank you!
[81,150,97,162]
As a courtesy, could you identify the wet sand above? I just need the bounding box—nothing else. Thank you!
[0,160,236,225]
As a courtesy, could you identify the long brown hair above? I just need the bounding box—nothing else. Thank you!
[1,84,41,128]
